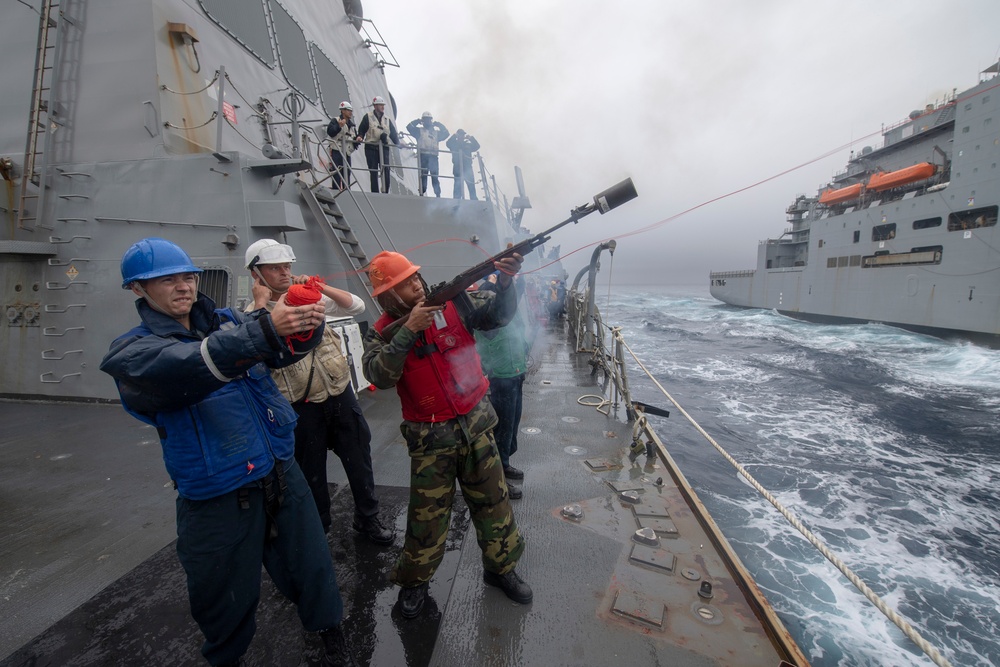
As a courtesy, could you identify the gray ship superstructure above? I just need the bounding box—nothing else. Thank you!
[1,0,536,401]
[710,62,1000,343]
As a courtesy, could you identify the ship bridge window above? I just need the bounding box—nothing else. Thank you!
[198,0,275,66]
[948,205,998,231]
[872,223,896,241]
[269,0,319,102]
[913,217,942,230]
[312,45,351,117]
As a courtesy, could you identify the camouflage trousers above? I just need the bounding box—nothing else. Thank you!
[391,419,524,587]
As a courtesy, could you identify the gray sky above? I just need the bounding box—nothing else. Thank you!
[364,1,1000,286]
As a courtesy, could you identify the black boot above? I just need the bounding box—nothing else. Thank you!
[483,569,533,604]
[320,625,358,667]
[502,464,524,480]
[352,513,394,546]
[398,582,429,619]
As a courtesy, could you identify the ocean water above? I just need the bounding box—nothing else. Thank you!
[597,285,1000,667]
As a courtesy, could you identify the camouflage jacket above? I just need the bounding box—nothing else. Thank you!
[362,283,517,441]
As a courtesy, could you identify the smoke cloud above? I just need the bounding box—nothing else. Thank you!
[367,0,1000,287]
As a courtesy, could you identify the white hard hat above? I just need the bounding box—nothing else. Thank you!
[339,101,353,111]
[372,95,386,106]
[421,111,432,119]
[245,239,296,269]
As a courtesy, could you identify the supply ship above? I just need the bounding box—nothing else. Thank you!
[2,1,916,666]
[710,62,1000,344]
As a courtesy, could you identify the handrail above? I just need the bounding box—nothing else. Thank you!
[301,134,398,255]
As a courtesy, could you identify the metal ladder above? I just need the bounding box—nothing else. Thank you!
[298,181,380,315]
[18,0,65,231]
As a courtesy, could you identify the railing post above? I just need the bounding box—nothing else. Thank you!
[215,65,226,157]
[477,154,490,204]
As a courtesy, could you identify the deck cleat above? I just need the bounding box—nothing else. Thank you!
[619,490,641,504]
[632,526,659,547]
[560,504,584,521]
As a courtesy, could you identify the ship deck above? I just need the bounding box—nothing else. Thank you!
[0,320,802,667]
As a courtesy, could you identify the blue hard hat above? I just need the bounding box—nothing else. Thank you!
[120,237,202,288]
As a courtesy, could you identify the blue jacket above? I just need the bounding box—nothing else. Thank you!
[100,294,323,500]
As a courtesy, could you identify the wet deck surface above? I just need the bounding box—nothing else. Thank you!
[0,322,796,666]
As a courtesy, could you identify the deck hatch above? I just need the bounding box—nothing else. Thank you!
[632,503,671,518]
[585,459,620,471]
[611,589,666,629]
[636,516,679,536]
[607,479,645,493]
[628,544,677,574]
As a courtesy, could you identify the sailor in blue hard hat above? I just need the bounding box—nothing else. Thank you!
[103,237,359,667]
[119,237,203,325]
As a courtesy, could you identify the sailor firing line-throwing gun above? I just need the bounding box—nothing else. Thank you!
[358,177,636,619]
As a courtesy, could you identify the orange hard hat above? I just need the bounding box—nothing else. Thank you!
[368,251,420,296]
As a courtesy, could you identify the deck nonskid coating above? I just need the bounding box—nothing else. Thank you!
[0,321,797,666]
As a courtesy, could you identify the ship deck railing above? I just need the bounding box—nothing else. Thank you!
[708,269,755,279]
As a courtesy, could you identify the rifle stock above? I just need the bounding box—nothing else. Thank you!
[422,177,637,307]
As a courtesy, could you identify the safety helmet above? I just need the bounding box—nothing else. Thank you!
[368,251,420,296]
[339,101,353,111]
[121,237,202,289]
[245,239,296,269]
[421,111,432,119]
[372,95,386,106]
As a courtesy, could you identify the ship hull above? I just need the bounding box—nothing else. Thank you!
[710,209,1000,343]
[711,68,1000,343]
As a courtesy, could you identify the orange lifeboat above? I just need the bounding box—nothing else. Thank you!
[818,182,863,205]
[866,162,936,192]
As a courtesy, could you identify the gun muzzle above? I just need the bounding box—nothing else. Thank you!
[593,178,638,214]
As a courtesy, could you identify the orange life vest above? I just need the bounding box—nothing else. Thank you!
[374,302,489,422]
